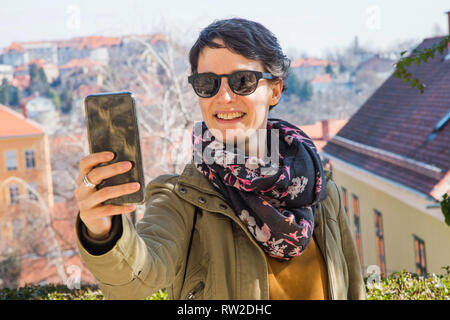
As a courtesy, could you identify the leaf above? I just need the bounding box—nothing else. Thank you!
[441,193,450,227]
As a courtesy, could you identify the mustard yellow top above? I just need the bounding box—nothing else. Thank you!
[266,236,329,300]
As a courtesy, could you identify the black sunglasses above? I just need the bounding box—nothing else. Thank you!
[188,70,276,98]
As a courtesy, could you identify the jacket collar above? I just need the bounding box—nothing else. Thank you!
[177,160,227,202]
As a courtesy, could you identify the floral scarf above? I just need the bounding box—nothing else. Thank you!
[192,118,328,260]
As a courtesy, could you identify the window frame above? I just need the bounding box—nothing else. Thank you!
[413,235,427,276]
[374,209,387,278]
[9,183,20,204]
[5,150,18,171]
[24,149,36,169]
[352,193,364,267]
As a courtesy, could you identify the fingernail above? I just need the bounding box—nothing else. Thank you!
[132,183,140,190]
[122,161,131,169]
[107,152,115,159]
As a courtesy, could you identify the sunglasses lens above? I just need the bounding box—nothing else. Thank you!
[193,74,219,97]
[230,71,257,95]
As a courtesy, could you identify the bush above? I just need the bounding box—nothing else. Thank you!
[0,284,168,300]
[365,267,450,300]
[1,267,448,300]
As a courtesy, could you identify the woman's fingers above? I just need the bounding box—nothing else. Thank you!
[79,182,141,211]
[85,161,132,185]
[76,151,115,185]
[83,204,137,220]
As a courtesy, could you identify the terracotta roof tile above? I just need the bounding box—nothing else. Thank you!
[60,58,104,70]
[9,75,30,90]
[291,58,337,68]
[3,42,25,53]
[0,104,44,137]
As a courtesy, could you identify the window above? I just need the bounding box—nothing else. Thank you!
[352,194,363,267]
[25,149,36,169]
[9,184,20,204]
[12,219,21,240]
[5,150,17,171]
[28,182,38,201]
[341,186,348,217]
[374,210,386,278]
[413,235,427,276]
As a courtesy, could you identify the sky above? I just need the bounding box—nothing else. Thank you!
[0,0,449,57]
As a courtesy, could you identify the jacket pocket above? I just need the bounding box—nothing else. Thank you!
[185,281,205,300]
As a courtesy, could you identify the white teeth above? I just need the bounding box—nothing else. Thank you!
[216,112,245,120]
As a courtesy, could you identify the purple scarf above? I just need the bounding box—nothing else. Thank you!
[192,118,328,260]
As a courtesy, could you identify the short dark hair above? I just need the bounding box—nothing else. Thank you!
[188,17,290,110]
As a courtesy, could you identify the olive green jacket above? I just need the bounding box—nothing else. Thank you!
[75,161,366,300]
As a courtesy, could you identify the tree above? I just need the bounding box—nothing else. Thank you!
[0,78,10,105]
[393,35,450,93]
[325,63,334,76]
[9,85,22,107]
[60,90,72,114]
[28,64,50,96]
[48,88,61,110]
[286,70,313,103]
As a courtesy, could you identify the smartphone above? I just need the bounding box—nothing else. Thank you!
[84,91,145,205]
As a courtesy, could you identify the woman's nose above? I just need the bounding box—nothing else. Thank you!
[216,77,235,102]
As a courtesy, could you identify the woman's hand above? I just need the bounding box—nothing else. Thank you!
[75,151,141,239]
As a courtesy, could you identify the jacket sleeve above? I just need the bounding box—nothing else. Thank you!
[75,174,194,300]
[333,181,366,300]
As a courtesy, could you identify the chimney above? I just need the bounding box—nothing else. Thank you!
[321,119,330,140]
[447,11,450,35]
[21,101,27,118]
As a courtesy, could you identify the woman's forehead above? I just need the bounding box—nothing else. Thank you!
[197,43,264,74]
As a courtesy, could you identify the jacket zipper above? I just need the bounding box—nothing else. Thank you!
[187,281,205,300]
[321,203,335,300]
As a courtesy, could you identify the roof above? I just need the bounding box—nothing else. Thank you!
[3,42,25,54]
[9,74,30,90]
[323,36,450,199]
[56,35,121,50]
[291,58,337,68]
[310,73,333,84]
[300,119,348,151]
[355,54,395,74]
[60,58,104,70]
[0,104,44,137]
[14,58,48,72]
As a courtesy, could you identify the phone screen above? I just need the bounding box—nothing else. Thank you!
[84,92,145,204]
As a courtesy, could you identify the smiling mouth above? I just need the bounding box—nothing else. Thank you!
[214,111,246,121]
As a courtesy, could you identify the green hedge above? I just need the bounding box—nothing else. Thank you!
[1,268,449,300]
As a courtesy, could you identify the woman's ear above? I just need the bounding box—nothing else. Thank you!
[270,79,283,106]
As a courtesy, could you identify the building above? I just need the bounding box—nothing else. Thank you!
[0,64,14,82]
[323,32,450,278]
[2,41,58,67]
[299,119,348,152]
[0,104,54,254]
[59,58,105,90]
[56,35,121,66]
[20,96,58,134]
[13,58,59,83]
[290,57,338,82]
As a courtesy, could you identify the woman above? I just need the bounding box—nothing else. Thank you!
[74,18,366,300]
